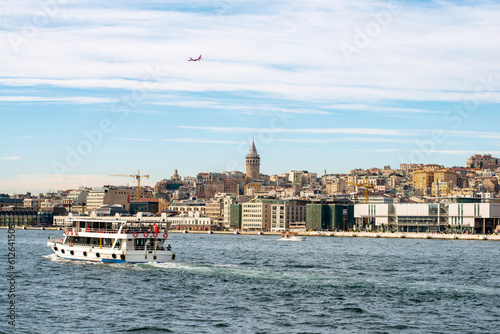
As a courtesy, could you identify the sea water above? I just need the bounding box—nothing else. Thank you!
[1,230,499,333]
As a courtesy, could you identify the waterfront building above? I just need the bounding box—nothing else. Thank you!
[241,198,277,231]
[354,201,500,234]
[0,207,38,226]
[222,195,238,229]
[245,138,260,182]
[305,203,354,231]
[448,202,500,234]
[355,203,445,233]
[0,206,66,227]
[270,200,307,232]
[228,204,243,230]
[222,195,252,229]
[168,211,217,231]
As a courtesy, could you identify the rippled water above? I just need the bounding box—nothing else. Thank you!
[1,230,499,333]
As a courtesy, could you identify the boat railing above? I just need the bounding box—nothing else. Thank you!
[65,242,121,250]
[47,237,120,249]
[70,228,167,234]
[134,246,166,251]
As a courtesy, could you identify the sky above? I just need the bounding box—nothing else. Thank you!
[1,0,500,194]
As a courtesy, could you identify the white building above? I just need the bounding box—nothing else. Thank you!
[354,202,500,234]
[241,198,275,231]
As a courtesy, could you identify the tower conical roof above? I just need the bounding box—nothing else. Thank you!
[248,137,258,155]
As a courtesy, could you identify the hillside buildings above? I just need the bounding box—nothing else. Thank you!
[5,148,500,234]
[466,154,500,169]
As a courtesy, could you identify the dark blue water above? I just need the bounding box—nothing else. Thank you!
[1,230,499,333]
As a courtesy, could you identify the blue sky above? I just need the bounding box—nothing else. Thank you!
[1,0,500,194]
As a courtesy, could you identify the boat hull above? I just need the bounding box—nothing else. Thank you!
[279,237,306,241]
[47,241,175,263]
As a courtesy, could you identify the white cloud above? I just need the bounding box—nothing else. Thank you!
[0,1,499,104]
[277,137,411,144]
[114,138,154,142]
[326,104,439,114]
[1,156,20,161]
[175,126,418,136]
[162,138,245,144]
[0,96,116,103]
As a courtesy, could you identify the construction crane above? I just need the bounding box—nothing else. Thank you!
[109,170,149,200]
[346,182,375,204]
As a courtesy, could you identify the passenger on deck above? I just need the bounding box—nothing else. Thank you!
[167,244,172,251]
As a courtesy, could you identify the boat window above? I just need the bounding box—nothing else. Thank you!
[134,238,146,250]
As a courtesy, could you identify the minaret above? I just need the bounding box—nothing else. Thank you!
[246,138,260,182]
[171,166,180,181]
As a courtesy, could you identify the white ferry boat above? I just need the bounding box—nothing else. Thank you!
[280,231,306,241]
[47,218,175,263]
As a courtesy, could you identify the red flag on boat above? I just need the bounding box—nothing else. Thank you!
[153,223,159,233]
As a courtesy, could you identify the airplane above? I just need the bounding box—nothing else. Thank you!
[188,55,202,61]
